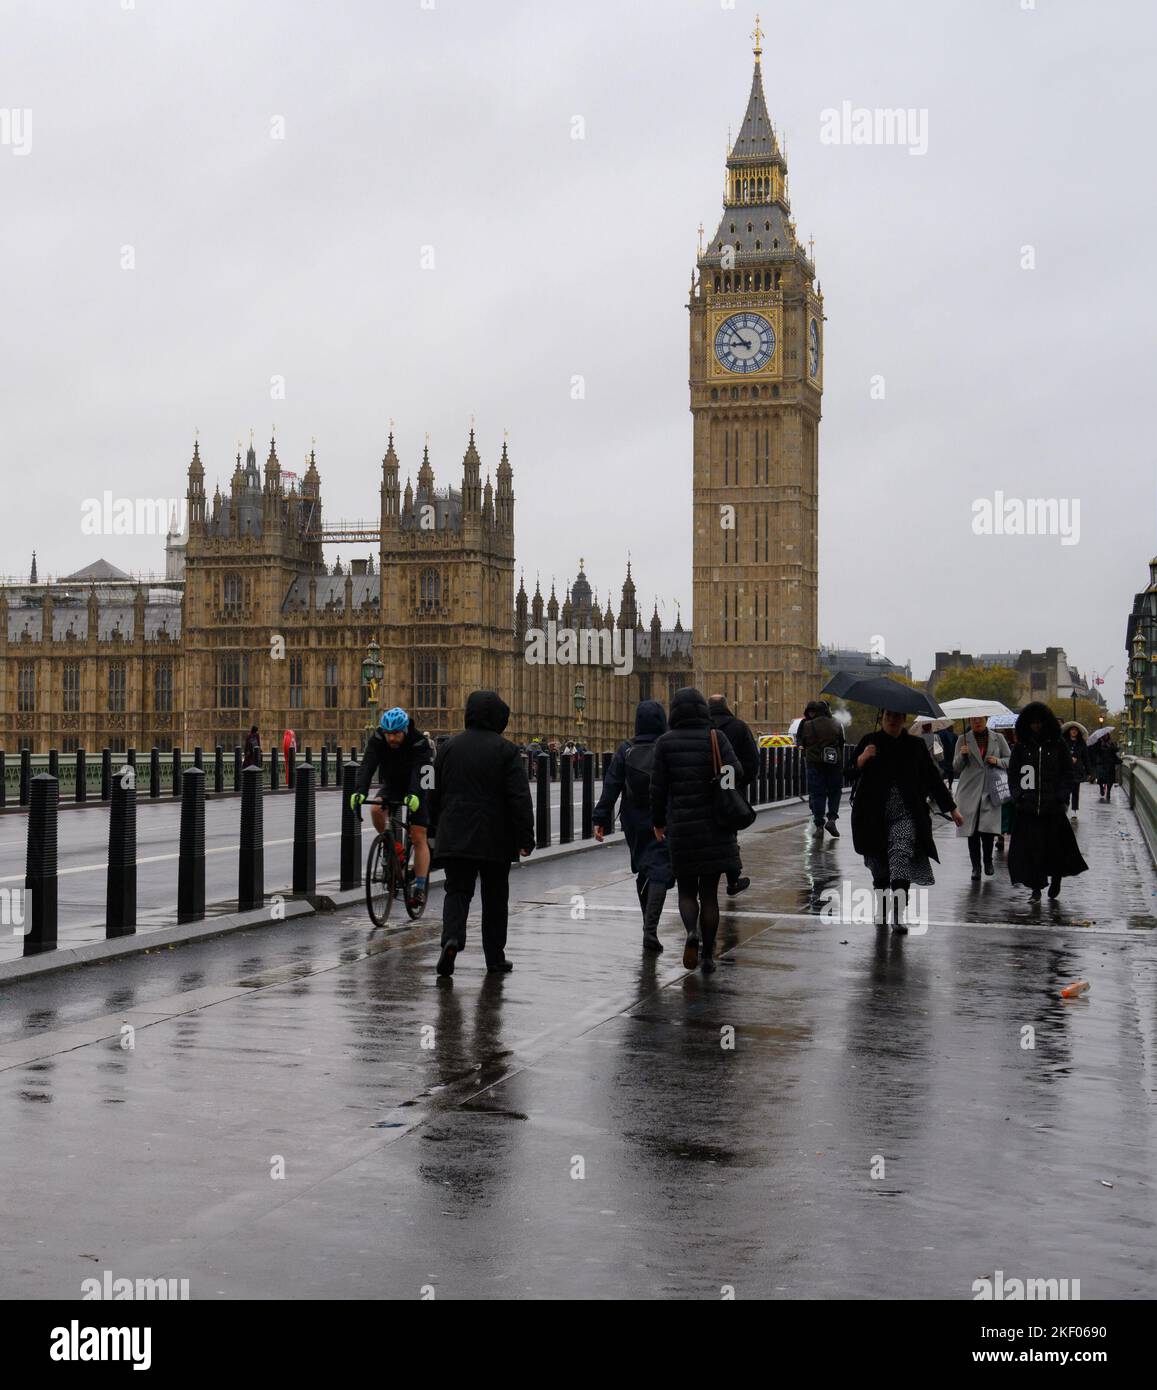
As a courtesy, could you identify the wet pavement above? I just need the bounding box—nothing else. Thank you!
[1,792,1155,1299]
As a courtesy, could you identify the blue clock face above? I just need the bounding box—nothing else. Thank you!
[714,312,775,374]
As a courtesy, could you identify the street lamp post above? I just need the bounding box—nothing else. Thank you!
[573,680,586,745]
[360,639,385,749]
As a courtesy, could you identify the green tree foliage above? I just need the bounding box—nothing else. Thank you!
[933,666,1021,707]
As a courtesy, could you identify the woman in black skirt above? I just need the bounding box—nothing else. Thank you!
[1008,703,1089,901]
[851,709,963,930]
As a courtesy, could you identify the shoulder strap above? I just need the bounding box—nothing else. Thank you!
[709,727,722,775]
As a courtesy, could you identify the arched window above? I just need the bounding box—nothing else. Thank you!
[420,568,441,609]
[224,573,242,611]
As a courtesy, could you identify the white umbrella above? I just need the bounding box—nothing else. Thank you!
[909,716,952,733]
[1087,726,1115,746]
[788,717,802,737]
[939,697,1013,721]
[987,712,1017,730]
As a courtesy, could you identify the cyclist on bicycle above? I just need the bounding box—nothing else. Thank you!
[350,707,433,906]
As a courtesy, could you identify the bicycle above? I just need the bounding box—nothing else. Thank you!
[358,795,427,927]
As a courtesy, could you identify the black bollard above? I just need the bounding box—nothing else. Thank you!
[48,748,59,781]
[238,765,264,911]
[100,748,112,801]
[194,745,203,773]
[559,754,574,845]
[214,745,224,795]
[335,746,344,787]
[292,763,316,894]
[176,767,205,924]
[20,748,31,807]
[758,746,769,805]
[774,747,785,800]
[149,747,161,799]
[339,763,361,891]
[127,747,137,778]
[172,748,182,798]
[233,746,242,792]
[549,748,558,780]
[581,751,594,839]
[269,747,279,792]
[23,774,58,955]
[286,745,296,791]
[793,746,803,797]
[75,749,87,804]
[0,750,5,810]
[535,753,551,849]
[320,747,329,788]
[601,750,612,779]
[106,768,137,937]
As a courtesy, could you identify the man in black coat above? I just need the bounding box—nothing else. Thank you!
[429,690,535,977]
[708,694,757,896]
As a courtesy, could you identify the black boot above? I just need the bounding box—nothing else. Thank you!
[682,932,700,970]
[726,876,750,897]
[436,942,458,977]
[700,928,716,974]
[1048,876,1062,900]
[642,930,663,953]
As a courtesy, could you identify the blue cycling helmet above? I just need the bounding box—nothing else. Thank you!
[380,707,409,733]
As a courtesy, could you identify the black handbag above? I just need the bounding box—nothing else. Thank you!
[710,728,756,832]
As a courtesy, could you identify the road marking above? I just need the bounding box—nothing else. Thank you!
[0,831,343,884]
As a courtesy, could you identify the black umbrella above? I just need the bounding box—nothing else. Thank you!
[836,676,944,718]
[820,670,860,698]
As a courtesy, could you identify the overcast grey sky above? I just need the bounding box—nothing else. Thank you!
[2,0,1154,697]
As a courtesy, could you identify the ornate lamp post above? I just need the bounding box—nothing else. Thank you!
[573,680,586,744]
[360,638,385,746]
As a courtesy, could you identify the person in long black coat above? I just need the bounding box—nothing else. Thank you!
[593,699,674,952]
[1008,702,1088,901]
[650,687,741,973]
[428,690,535,976]
[850,710,962,930]
[1094,735,1121,801]
[1063,725,1090,815]
[708,694,758,895]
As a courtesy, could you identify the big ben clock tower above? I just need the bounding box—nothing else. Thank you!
[690,17,822,729]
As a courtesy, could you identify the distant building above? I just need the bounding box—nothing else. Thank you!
[1125,556,1157,751]
[820,646,912,683]
[929,648,1104,708]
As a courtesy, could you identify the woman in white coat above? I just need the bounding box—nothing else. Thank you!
[953,716,1011,880]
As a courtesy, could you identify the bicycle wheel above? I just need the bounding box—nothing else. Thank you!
[365,834,397,927]
[403,857,426,920]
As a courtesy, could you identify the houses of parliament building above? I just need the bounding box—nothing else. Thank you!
[0,32,821,757]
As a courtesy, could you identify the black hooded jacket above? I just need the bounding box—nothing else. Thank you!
[1008,702,1073,817]
[592,700,674,883]
[707,696,759,791]
[428,691,535,865]
[650,687,741,877]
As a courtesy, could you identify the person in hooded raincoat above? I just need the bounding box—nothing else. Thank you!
[650,687,741,974]
[429,691,535,976]
[1007,702,1088,901]
[592,699,674,952]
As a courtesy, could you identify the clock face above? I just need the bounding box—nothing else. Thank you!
[714,312,775,374]
[808,317,820,377]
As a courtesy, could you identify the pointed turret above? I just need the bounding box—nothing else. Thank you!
[417,440,434,499]
[571,557,592,627]
[650,600,662,641]
[303,447,321,497]
[381,431,399,520]
[618,556,638,631]
[496,437,513,530]
[403,476,414,513]
[531,577,544,628]
[29,551,38,585]
[186,438,206,526]
[264,435,280,489]
[547,582,559,624]
[561,585,573,628]
[515,571,528,638]
[461,427,481,514]
[482,472,494,525]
